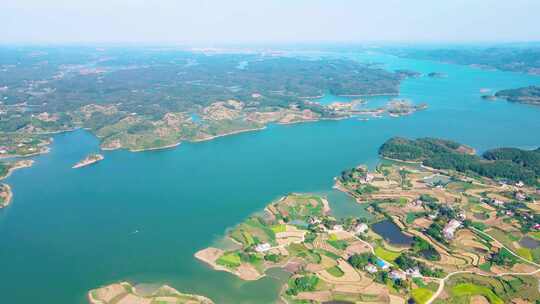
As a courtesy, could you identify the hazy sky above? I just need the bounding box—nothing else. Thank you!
[2,0,540,44]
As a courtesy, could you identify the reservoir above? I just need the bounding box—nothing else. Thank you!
[1,50,539,304]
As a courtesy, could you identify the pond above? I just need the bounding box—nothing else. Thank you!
[372,219,413,246]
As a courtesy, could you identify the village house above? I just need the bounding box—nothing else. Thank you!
[389,270,406,281]
[353,223,368,235]
[515,191,527,201]
[405,267,422,278]
[443,219,462,240]
[254,243,271,253]
[332,224,344,232]
[490,199,505,207]
[364,264,378,274]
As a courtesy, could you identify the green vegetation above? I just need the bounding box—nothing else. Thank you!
[394,46,540,75]
[348,253,377,269]
[411,237,440,261]
[451,283,503,304]
[270,224,286,233]
[374,246,401,263]
[379,137,540,185]
[406,212,424,224]
[285,275,320,296]
[411,288,433,304]
[230,216,276,246]
[0,47,407,151]
[516,248,533,261]
[0,163,9,179]
[326,265,345,277]
[327,234,348,250]
[216,252,242,268]
[495,86,540,105]
[490,248,518,267]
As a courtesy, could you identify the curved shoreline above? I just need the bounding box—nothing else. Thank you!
[0,184,12,208]
[72,154,104,169]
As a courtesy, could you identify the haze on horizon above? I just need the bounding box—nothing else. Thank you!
[2,0,540,44]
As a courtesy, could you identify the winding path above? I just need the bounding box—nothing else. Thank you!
[354,228,540,304]
[425,228,540,304]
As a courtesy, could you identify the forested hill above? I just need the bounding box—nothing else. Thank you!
[495,86,540,105]
[379,137,540,185]
[390,46,540,75]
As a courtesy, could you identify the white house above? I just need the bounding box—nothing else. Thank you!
[353,223,368,234]
[443,219,462,240]
[254,243,271,253]
[389,270,406,281]
[364,264,378,274]
[405,267,422,278]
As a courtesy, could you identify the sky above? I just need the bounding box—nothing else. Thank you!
[2,0,540,44]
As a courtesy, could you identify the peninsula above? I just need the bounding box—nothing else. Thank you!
[72,154,104,169]
[87,281,214,304]
[0,159,34,208]
[195,139,540,304]
[494,85,540,106]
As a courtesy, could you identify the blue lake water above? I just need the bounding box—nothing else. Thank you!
[0,50,539,304]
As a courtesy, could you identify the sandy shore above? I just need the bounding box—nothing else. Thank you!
[129,141,182,152]
[194,247,264,281]
[1,160,34,180]
[192,126,267,142]
[72,154,104,169]
[88,281,214,304]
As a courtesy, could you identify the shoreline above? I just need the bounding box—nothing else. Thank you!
[0,183,13,208]
[128,141,182,153]
[191,126,267,143]
[194,247,266,281]
[1,160,34,180]
[0,146,50,160]
[72,154,104,169]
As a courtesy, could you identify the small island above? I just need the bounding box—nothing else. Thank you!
[72,154,104,169]
[87,281,214,304]
[385,100,428,117]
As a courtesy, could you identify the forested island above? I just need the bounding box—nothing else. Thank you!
[391,46,540,75]
[379,137,540,186]
[0,47,417,153]
[494,86,540,105]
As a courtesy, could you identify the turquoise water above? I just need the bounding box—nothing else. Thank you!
[1,51,539,304]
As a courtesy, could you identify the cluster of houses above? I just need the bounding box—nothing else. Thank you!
[363,258,421,282]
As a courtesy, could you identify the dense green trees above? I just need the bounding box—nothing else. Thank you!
[348,253,377,269]
[285,275,319,296]
[379,137,540,185]
[495,86,540,105]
